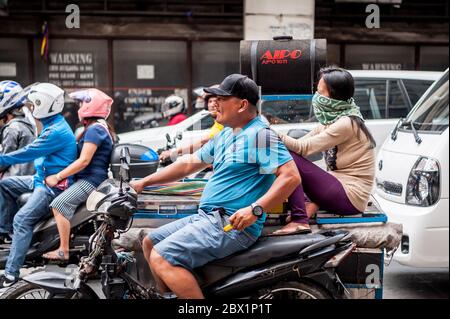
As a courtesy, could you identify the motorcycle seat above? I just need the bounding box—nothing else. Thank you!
[211,232,328,268]
[196,232,333,287]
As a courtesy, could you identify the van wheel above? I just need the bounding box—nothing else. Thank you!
[255,281,332,299]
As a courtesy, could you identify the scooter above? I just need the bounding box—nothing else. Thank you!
[0,195,101,270]
[0,143,145,270]
[1,148,355,299]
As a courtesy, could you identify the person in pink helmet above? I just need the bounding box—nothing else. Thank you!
[42,88,115,261]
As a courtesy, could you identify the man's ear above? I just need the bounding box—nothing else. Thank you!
[238,99,249,113]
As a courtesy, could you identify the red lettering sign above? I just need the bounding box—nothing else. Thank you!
[260,49,302,65]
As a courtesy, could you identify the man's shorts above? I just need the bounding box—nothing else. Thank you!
[148,209,257,270]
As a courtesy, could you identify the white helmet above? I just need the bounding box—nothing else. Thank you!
[27,83,65,119]
[0,81,24,118]
[161,95,185,118]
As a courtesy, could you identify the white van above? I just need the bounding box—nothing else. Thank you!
[118,70,441,154]
[373,69,449,268]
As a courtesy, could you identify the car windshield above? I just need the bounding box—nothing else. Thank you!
[404,72,449,133]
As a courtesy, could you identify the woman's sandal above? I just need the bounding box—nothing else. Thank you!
[42,250,69,262]
[269,224,312,237]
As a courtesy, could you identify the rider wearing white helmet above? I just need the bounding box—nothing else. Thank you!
[161,95,187,126]
[159,85,223,162]
[0,82,77,288]
[0,80,36,179]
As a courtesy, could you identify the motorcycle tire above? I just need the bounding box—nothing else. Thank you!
[255,281,332,299]
[0,280,97,299]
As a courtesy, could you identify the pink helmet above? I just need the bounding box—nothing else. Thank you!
[70,88,113,121]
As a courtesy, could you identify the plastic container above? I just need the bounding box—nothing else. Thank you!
[110,143,159,179]
[240,36,327,95]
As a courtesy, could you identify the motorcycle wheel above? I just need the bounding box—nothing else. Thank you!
[0,281,51,299]
[256,281,332,299]
[0,281,96,299]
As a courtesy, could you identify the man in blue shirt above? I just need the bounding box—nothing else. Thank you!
[0,83,76,288]
[130,74,300,299]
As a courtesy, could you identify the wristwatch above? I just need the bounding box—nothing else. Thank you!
[251,203,264,218]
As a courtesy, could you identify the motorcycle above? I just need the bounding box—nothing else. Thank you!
[0,197,98,270]
[1,147,355,299]
[0,142,155,271]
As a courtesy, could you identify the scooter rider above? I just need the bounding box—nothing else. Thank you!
[0,81,36,179]
[42,88,114,262]
[0,83,77,288]
[162,95,187,126]
[273,67,376,235]
[159,86,223,162]
[130,74,300,299]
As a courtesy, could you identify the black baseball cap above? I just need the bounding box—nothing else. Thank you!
[204,74,259,106]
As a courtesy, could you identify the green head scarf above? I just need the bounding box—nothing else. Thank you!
[312,93,364,125]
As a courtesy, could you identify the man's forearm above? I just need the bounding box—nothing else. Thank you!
[139,154,208,187]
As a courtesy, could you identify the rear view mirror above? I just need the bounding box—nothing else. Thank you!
[120,147,131,165]
[119,147,131,183]
[166,133,171,143]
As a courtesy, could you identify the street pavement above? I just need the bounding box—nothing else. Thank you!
[1,262,448,299]
[383,261,449,299]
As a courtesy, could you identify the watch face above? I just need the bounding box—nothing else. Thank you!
[253,205,264,216]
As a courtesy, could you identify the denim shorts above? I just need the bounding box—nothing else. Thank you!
[148,209,257,270]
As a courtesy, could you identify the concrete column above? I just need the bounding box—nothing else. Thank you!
[244,0,315,40]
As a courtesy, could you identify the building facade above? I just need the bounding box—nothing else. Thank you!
[0,0,448,132]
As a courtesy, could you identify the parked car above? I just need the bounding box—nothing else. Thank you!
[118,70,441,155]
[373,69,449,268]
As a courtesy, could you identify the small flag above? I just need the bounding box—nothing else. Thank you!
[40,21,49,61]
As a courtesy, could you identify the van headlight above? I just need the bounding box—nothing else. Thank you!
[406,157,440,207]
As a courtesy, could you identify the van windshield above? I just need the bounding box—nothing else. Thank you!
[404,72,449,133]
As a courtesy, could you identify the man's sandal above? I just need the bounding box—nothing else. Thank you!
[269,225,312,237]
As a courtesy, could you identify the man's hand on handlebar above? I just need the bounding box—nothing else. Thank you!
[160,150,174,162]
[129,180,145,194]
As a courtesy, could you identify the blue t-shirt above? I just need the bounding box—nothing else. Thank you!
[195,116,293,238]
[75,124,113,187]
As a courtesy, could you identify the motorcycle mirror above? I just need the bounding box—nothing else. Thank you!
[120,147,131,166]
[119,147,131,183]
[119,162,131,184]
[166,133,171,143]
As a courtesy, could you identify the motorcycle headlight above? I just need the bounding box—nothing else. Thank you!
[86,191,108,212]
[406,157,440,207]
[86,179,118,212]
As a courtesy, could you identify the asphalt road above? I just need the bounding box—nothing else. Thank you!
[2,262,448,299]
[383,261,449,299]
